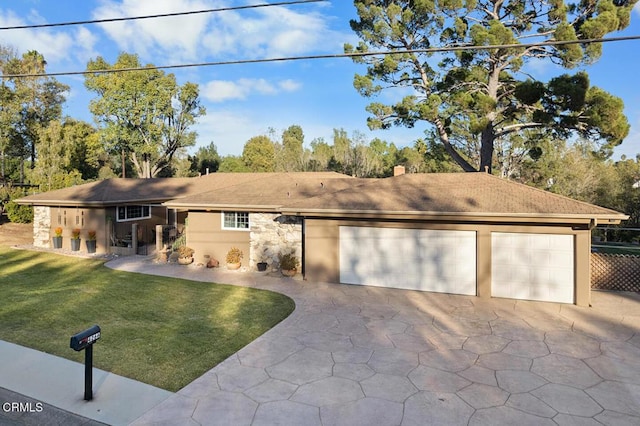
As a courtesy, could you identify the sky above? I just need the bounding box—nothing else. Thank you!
[1,0,639,161]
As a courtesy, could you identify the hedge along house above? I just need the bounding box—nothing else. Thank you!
[281,172,628,307]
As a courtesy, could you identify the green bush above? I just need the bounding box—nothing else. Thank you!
[5,201,33,223]
[171,233,186,251]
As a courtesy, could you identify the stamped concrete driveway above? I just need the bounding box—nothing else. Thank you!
[107,258,640,426]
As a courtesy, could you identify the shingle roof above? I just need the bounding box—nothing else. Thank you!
[16,172,350,206]
[164,173,359,210]
[281,173,626,220]
[17,171,627,221]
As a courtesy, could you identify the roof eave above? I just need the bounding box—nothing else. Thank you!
[162,202,282,211]
[16,198,174,206]
[280,208,629,224]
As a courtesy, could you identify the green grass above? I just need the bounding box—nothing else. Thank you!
[0,247,295,391]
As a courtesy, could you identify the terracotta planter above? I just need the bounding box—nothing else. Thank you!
[70,239,81,252]
[86,240,97,254]
[281,268,296,277]
[52,236,62,249]
[227,262,241,270]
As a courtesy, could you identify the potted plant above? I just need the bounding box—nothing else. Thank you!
[226,247,243,270]
[52,227,63,249]
[279,251,299,277]
[70,228,81,251]
[86,230,97,254]
[177,246,194,265]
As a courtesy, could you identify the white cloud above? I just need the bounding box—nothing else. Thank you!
[92,0,211,62]
[202,5,346,59]
[90,0,349,65]
[202,78,301,102]
[279,79,302,92]
[0,9,78,64]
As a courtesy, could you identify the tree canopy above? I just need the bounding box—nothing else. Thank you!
[346,0,636,172]
[84,53,205,178]
[1,49,68,181]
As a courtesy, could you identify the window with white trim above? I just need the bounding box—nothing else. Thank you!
[222,212,250,230]
[117,205,151,222]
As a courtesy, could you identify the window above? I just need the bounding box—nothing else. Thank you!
[222,212,250,230]
[117,205,151,222]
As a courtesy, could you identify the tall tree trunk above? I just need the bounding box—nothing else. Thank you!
[121,148,126,178]
[481,61,501,174]
[480,124,495,173]
[434,117,476,172]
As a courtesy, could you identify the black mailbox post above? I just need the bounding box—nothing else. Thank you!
[70,325,101,401]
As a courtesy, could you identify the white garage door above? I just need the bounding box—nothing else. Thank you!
[492,233,574,304]
[339,226,477,295]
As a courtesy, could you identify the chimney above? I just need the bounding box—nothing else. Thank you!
[393,165,406,176]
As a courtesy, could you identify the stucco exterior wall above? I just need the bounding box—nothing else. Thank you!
[186,211,250,266]
[304,218,592,306]
[249,213,302,271]
[46,206,108,253]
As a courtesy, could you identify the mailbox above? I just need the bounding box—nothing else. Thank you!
[70,325,101,351]
[70,325,101,401]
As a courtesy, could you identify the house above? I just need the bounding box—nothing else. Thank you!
[18,170,627,306]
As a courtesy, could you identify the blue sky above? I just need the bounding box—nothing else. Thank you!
[1,0,639,160]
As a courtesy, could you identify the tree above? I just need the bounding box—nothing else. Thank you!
[219,155,250,172]
[611,155,640,227]
[309,137,333,171]
[189,142,221,175]
[1,49,68,181]
[281,125,305,171]
[346,0,635,173]
[28,118,104,191]
[242,136,276,172]
[85,53,205,178]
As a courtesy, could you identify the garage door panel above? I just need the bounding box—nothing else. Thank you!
[340,226,476,295]
[492,232,574,304]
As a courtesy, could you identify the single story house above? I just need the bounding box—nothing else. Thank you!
[18,170,627,306]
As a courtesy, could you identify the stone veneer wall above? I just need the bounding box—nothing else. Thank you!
[33,206,51,248]
[249,213,302,271]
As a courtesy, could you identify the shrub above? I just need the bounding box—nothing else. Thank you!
[71,228,81,239]
[225,247,243,264]
[5,201,33,223]
[171,233,186,251]
[278,251,299,271]
[87,230,97,241]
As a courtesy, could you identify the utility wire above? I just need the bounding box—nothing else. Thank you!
[0,0,325,30]
[2,34,640,79]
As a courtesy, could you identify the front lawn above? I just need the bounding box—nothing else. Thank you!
[0,247,295,391]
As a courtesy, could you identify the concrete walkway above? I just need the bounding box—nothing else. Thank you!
[103,257,640,426]
[0,340,172,425]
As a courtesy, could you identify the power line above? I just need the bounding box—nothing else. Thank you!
[2,34,640,79]
[0,0,325,30]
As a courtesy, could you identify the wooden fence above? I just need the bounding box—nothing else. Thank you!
[591,253,640,292]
